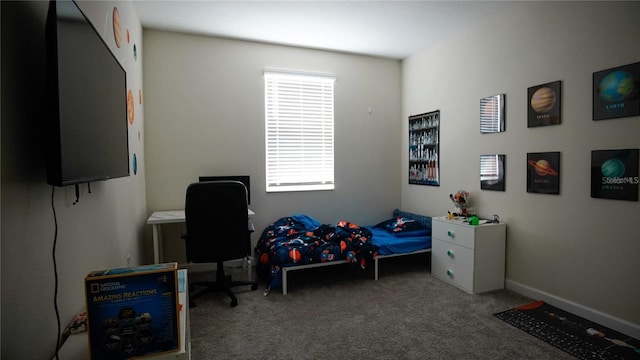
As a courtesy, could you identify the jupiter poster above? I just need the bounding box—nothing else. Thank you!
[591,149,639,201]
[528,81,561,127]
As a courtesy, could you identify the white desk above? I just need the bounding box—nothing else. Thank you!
[147,209,255,264]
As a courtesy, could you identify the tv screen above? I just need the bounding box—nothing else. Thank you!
[46,0,129,186]
[199,176,251,205]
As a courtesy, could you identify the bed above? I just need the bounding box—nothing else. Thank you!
[255,209,432,295]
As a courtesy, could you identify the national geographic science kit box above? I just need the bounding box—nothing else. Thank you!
[85,262,180,359]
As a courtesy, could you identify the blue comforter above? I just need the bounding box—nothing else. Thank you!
[368,227,431,255]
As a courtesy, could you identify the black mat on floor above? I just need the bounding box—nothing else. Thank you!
[494,301,640,360]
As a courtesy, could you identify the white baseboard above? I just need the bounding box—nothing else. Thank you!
[506,278,640,339]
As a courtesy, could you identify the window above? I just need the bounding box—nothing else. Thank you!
[264,69,335,192]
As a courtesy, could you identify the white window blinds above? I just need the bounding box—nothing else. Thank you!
[264,69,336,192]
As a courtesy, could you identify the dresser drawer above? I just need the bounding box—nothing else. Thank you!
[432,219,475,249]
[432,240,474,268]
[432,257,473,292]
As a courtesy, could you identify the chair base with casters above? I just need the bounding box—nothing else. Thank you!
[189,259,258,308]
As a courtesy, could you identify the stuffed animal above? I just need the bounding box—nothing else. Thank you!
[449,190,470,216]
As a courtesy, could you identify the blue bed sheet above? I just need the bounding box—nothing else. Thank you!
[368,226,432,256]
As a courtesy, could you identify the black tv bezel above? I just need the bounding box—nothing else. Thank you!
[45,0,130,187]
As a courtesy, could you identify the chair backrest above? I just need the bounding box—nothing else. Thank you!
[184,180,250,263]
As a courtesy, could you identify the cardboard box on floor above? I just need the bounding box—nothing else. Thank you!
[84,262,180,359]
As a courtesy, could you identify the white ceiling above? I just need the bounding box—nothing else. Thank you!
[132,0,511,60]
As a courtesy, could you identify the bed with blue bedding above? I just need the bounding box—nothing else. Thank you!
[255,209,432,295]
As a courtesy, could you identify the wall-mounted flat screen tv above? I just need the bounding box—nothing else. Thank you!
[46,0,129,186]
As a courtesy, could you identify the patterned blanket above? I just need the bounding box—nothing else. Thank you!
[255,214,379,289]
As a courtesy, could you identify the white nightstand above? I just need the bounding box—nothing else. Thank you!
[431,217,506,294]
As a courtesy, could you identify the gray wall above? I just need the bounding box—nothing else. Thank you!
[402,1,640,330]
[143,30,402,261]
[1,2,146,358]
[3,2,639,358]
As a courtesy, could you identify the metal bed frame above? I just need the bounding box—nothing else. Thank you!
[278,248,432,295]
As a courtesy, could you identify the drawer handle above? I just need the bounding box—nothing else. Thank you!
[446,269,453,277]
[447,230,454,238]
[446,250,454,258]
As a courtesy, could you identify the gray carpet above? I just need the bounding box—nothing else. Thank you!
[187,254,573,359]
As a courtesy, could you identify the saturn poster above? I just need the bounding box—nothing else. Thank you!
[591,149,639,201]
[527,152,560,194]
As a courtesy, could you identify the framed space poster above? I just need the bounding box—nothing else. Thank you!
[528,81,561,127]
[480,94,505,133]
[480,154,506,191]
[409,110,439,186]
[527,152,560,194]
[593,62,640,120]
[591,149,639,201]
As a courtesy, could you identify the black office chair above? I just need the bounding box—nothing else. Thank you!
[184,180,258,307]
